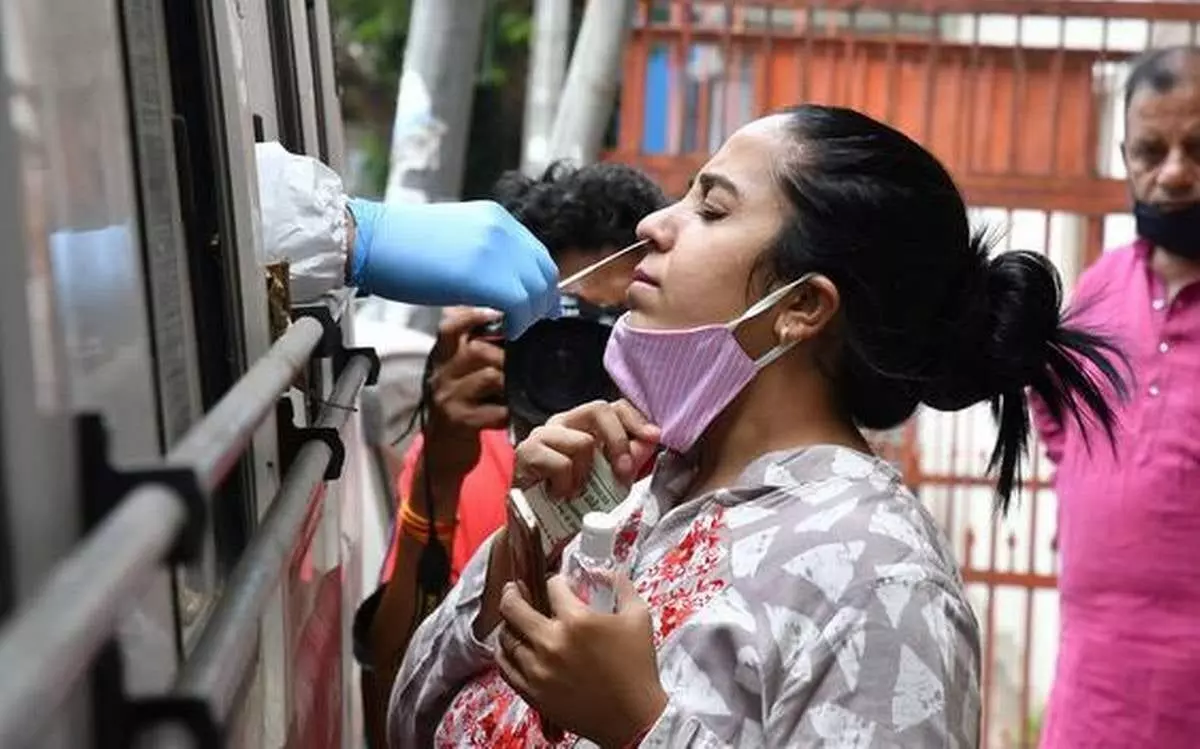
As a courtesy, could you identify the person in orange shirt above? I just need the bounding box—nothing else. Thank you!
[355,160,665,747]
[382,161,666,582]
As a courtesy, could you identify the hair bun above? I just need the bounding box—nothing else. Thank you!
[922,249,1062,411]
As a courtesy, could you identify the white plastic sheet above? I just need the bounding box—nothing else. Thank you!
[254,141,349,303]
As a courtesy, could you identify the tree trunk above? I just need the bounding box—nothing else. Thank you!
[521,0,571,175]
[546,0,635,166]
[385,0,488,203]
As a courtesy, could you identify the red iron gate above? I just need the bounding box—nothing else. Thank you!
[605,2,1200,745]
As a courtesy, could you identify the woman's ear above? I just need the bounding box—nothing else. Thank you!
[775,275,839,344]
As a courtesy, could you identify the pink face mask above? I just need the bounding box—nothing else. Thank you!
[602,275,811,453]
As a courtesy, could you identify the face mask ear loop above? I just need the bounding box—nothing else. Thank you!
[728,273,815,368]
[753,340,798,369]
[725,273,815,330]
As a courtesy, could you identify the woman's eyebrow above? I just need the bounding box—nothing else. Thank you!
[697,171,741,200]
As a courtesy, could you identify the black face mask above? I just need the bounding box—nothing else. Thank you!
[1134,200,1200,260]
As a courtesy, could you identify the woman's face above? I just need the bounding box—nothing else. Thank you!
[627,116,792,330]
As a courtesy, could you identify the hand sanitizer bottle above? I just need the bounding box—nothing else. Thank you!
[566,512,619,614]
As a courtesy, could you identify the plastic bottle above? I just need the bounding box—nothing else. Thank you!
[566,512,619,613]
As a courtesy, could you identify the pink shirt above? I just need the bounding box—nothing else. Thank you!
[1034,240,1200,748]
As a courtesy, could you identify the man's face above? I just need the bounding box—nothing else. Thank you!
[555,245,640,308]
[1124,75,1200,207]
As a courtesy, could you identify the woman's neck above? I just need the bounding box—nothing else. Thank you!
[686,367,869,498]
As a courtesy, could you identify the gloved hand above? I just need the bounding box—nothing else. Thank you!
[348,199,560,339]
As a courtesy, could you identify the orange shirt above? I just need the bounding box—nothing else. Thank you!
[380,429,514,584]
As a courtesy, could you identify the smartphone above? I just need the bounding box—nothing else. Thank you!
[505,489,552,616]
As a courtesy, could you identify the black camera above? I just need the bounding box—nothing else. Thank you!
[473,294,623,427]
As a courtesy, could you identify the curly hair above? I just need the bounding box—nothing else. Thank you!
[490,160,667,259]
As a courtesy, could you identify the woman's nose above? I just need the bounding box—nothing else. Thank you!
[636,204,675,251]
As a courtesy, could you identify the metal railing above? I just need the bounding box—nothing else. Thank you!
[0,485,187,747]
[173,353,372,725]
[168,316,325,496]
[0,305,372,747]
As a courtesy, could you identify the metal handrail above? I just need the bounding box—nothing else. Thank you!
[0,315,328,746]
[0,485,187,748]
[172,353,373,723]
[168,315,324,493]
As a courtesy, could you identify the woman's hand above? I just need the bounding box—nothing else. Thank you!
[496,574,667,748]
[475,402,656,642]
[513,399,660,497]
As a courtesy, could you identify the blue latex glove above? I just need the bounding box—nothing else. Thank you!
[347,199,560,338]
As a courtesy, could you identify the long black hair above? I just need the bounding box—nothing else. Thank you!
[764,105,1128,512]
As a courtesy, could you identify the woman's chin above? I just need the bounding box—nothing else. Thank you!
[625,280,658,309]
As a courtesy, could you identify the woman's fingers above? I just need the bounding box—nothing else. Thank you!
[545,400,661,484]
[613,400,660,481]
[494,633,535,700]
[613,399,661,443]
[577,403,631,480]
[627,439,659,476]
[514,426,595,497]
[499,582,553,643]
[515,399,662,497]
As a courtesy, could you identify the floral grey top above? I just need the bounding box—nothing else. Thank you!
[388,445,981,748]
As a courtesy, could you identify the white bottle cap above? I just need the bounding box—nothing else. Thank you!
[579,512,619,560]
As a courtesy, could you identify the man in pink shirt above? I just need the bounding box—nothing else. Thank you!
[1035,46,1200,747]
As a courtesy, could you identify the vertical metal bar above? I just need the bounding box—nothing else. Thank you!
[1041,207,1055,262]
[1086,17,1113,182]
[1019,514,1040,746]
[679,1,694,154]
[824,7,839,103]
[946,414,959,555]
[922,13,942,146]
[980,50,999,174]
[616,5,649,154]
[885,11,899,123]
[1022,215,1055,749]
[720,1,734,142]
[951,13,968,170]
[799,5,815,103]
[1083,214,1105,269]
[1047,14,1068,175]
[757,6,774,117]
[664,1,681,155]
[855,13,870,111]
[1008,15,1026,174]
[842,9,857,106]
[903,419,921,489]
[727,3,742,134]
[964,13,982,173]
[963,528,976,581]
[982,480,1001,749]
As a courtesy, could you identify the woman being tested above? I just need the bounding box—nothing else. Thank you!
[386,106,1126,747]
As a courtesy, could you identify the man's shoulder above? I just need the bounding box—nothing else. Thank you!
[1077,241,1143,288]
